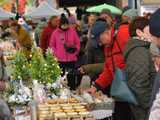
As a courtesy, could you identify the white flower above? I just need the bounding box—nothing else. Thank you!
[52,83,58,89]
[47,83,52,88]
[56,65,60,69]
[44,64,47,66]
[29,54,32,58]
[52,94,58,99]
[9,95,16,102]
[18,76,21,79]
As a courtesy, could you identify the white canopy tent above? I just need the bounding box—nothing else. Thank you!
[0,8,15,20]
[24,1,61,19]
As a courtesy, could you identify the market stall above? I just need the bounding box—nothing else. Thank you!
[24,1,61,19]
[0,7,15,20]
[0,45,115,120]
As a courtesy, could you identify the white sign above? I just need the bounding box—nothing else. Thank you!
[140,5,160,15]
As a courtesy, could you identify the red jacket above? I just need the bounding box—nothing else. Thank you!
[95,23,130,89]
[40,21,57,53]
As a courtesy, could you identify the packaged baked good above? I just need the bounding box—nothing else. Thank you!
[38,107,50,111]
[50,106,61,110]
[75,109,87,112]
[68,98,78,103]
[63,109,75,113]
[46,99,58,104]
[38,110,50,114]
[66,112,78,116]
[52,109,63,113]
[60,104,72,107]
[62,106,73,110]
[79,111,90,116]
[54,112,67,118]
[74,106,85,109]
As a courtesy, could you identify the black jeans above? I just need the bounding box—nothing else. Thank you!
[59,61,76,90]
[113,101,133,120]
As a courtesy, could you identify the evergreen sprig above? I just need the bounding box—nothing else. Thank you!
[44,49,62,84]
[12,50,31,81]
[12,48,61,85]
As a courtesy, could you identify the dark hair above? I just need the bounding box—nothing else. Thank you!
[64,8,71,17]
[129,17,149,37]
[50,16,58,21]
[60,14,69,25]
[145,13,152,19]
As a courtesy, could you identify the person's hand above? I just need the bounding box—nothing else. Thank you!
[154,57,160,71]
[16,41,21,49]
[78,67,85,74]
[86,86,97,95]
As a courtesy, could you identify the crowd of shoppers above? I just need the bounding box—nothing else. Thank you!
[1,6,160,120]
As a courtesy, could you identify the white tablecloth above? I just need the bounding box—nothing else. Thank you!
[90,110,113,119]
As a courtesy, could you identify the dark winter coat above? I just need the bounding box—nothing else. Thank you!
[124,38,156,120]
[84,32,105,81]
[85,43,105,64]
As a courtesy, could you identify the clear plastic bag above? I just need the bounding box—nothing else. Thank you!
[33,80,46,103]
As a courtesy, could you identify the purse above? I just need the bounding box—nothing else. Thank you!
[111,68,138,105]
[60,33,77,54]
[110,39,138,105]
[64,43,77,54]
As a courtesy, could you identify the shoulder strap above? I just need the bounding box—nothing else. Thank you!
[0,52,5,80]
[111,45,142,72]
[111,38,123,72]
[124,46,143,61]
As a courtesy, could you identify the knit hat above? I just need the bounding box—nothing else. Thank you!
[68,15,77,24]
[122,9,138,20]
[101,9,112,16]
[100,9,113,19]
[149,8,160,37]
[90,19,110,48]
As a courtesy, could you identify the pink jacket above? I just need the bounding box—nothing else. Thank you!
[49,27,80,62]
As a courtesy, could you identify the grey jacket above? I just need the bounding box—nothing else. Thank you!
[124,38,156,109]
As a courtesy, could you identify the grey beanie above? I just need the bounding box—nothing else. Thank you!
[123,9,138,20]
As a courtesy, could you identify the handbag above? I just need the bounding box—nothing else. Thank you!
[60,33,77,54]
[110,39,138,105]
[111,68,138,105]
[64,43,77,54]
